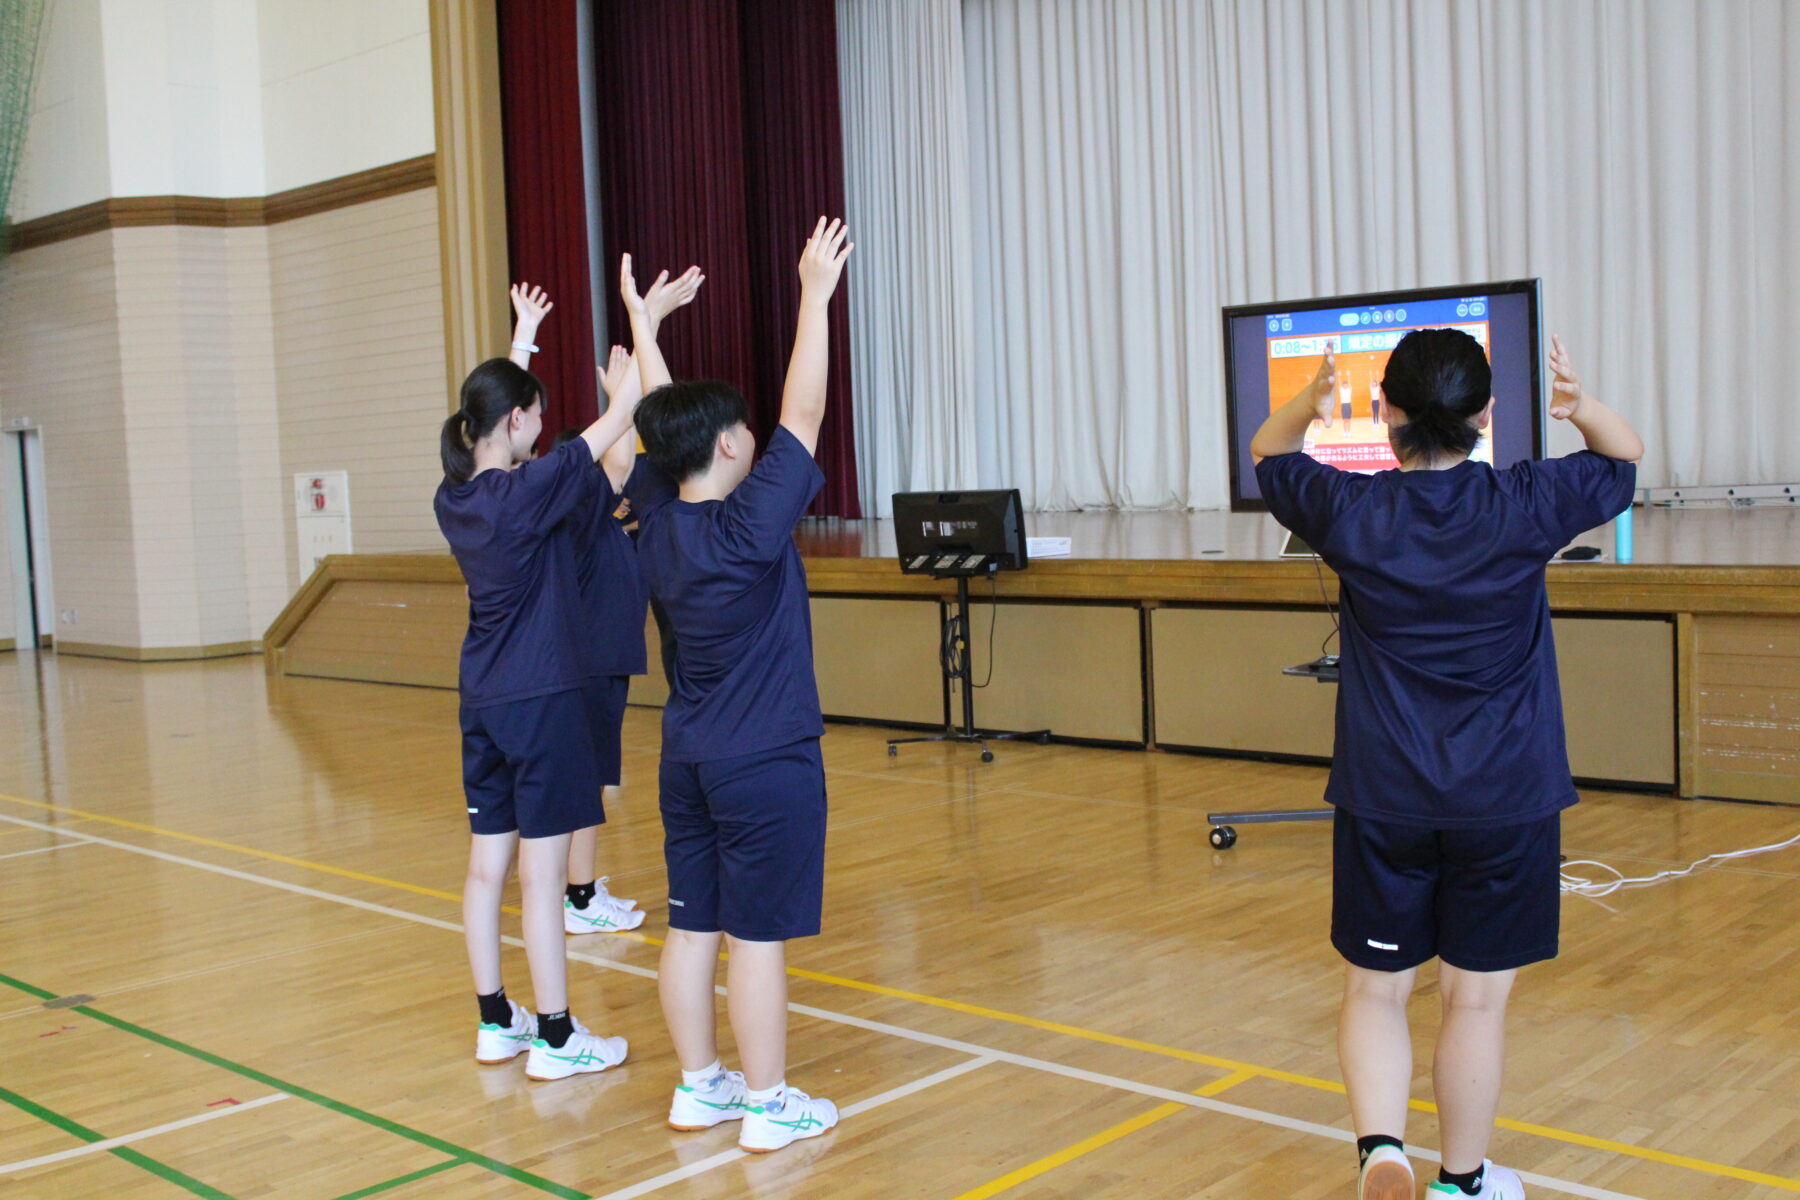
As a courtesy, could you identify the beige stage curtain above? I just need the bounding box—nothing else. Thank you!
[840,0,1800,510]
[835,0,982,518]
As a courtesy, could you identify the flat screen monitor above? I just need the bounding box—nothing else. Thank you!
[892,490,1028,575]
[1223,279,1545,512]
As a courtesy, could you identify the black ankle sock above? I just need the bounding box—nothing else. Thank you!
[538,1010,574,1048]
[567,881,597,909]
[1357,1134,1404,1166]
[477,988,511,1026]
[1437,1165,1485,1196]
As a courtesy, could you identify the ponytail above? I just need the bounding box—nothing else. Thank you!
[440,358,547,483]
[440,409,475,483]
[1380,328,1490,463]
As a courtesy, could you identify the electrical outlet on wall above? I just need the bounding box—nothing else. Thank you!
[59,610,75,625]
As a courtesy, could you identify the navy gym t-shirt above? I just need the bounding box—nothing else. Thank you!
[435,439,599,708]
[1256,450,1637,828]
[565,465,649,678]
[624,454,679,533]
[636,425,826,763]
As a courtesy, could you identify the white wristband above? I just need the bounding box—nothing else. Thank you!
[512,341,539,354]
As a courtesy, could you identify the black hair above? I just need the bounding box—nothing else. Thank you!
[1380,328,1491,462]
[551,428,583,450]
[440,358,544,483]
[634,380,749,482]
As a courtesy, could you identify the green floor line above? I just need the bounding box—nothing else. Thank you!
[328,1157,464,1200]
[0,1081,236,1199]
[0,972,587,1200]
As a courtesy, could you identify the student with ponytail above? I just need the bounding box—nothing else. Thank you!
[434,273,693,1083]
[1250,328,1643,1200]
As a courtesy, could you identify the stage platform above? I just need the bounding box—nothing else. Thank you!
[264,506,1800,804]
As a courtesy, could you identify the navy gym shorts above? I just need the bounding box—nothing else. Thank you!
[583,675,630,788]
[1331,808,1561,973]
[660,738,827,942]
[460,688,605,839]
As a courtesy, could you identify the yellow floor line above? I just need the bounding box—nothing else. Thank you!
[948,1069,1257,1199]
[5,790,1795,1193]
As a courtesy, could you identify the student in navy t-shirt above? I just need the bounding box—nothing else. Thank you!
[624,220,852,1155]
[1252,330,1643,1200]
[433,276,693,1085]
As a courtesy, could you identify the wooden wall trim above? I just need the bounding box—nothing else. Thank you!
[57,640,261,662]
[6,155,437,252]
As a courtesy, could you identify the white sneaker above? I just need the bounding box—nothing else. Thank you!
[474,1001,536,1064]
[1358,1145,1414,1200]
[565,882,645,934]
[525,1028,629,1081]
[738,1086,838,1153]
[1426,1160,1525,1199]
[668,1069,748,1131]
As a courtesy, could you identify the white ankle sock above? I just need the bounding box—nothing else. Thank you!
[681,1060,723,1087]
[746,1080,786,1106]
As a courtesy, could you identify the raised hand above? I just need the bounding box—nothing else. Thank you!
[1306,348,1338,426]
[597,344,634,400]
[619,254,647,319]
[510,282,553,330]
[797,216,853,305]
[646,266,704,324]
[1547,333,1583,420]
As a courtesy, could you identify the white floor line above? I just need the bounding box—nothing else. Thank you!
[587,1057,996,1200]
[0,813,1655,1200]
[0,1092,289,1175]
[0,841,85,862]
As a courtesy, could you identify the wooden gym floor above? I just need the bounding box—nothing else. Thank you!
[0,655,1795,1199]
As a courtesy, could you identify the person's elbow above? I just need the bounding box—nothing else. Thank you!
[1247,431,1285,462]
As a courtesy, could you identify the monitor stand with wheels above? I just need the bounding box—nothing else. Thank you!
[886,566,1049,763]
[1205,655,1337,847]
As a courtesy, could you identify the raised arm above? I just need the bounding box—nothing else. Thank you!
[620,255,703,393]
[1250,347,1335,462]
[1548,334,1644,462]
[778,217,853,455]
[596,349,642,491]
[506,283,553,368]
[574,349,640,464]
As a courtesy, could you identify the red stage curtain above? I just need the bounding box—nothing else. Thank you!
[497,0,599,448]
[739,0,859,516]
[592,0,862,516]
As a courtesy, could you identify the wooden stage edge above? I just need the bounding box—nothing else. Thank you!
[261,508,1800,805]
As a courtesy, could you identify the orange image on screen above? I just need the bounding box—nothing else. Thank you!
[1266,325,1494,474]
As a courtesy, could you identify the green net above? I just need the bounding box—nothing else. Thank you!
[0,0,50,258]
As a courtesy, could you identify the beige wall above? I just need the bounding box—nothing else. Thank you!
[109,224,288,648]
[270,187,450,590]
[0,232,141,648]
[0,185,447,653]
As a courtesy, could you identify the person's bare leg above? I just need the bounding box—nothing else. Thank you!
[566,824,598,888]
[463,833,518,995]
[516,832,573,1013]
[660,928,725,1071]
[725,937,788,1091]
[1434,964,1516,1174]
[1339,963,1417,1140]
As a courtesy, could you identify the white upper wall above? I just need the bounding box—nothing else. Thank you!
[257,0,434,194]
[13,0,112,219]
[8,0,433,222]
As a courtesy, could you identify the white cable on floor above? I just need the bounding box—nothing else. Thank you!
[1561,830,1800,897]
